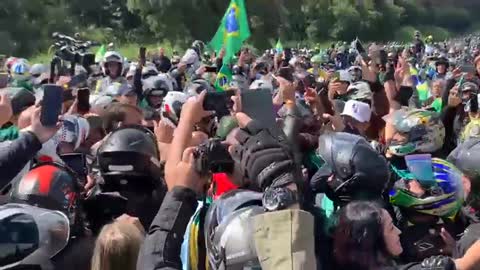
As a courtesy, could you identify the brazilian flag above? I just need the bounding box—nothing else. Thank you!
[214,65,233,92]
[275,39,283,54]
[209,0,251,64]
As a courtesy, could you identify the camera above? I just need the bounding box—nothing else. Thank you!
[194,139,234,176]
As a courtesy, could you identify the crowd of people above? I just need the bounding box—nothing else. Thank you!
[1,30,480,270]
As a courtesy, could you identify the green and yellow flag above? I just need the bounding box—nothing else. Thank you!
[209,0,251,64]
[275,39,283,54]
[95,45,106,63]
[214,65,233,92]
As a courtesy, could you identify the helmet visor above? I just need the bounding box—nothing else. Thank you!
[0,204,69,267]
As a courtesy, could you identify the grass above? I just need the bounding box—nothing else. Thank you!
[29,42,181,64]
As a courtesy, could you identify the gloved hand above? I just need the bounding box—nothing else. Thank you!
[421,256,456,270]
[230,118,295,191]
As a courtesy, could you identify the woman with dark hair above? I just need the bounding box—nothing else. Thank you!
[333,201,403,270]
[333,201,480,270]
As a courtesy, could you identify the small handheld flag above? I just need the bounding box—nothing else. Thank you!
[214,65,233,92]
[275,39,283,54]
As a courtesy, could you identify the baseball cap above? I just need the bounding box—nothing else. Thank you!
[461,82,479,93]
[341,100,371,123]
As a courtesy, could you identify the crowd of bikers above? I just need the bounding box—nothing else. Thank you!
[1,31,480,270]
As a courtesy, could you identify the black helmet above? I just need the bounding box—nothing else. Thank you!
[97,125,162,192]
[0,203,70,270]
[204,189,264,270]
[310,132,389,205]
[143,76,170,98]
[9,162,81,226]
[184,78,214,96]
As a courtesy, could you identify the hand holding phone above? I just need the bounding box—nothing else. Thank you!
[40,84,63,127]
[203,91,235,118]
[139,47,147,66]
[76,88,90,114]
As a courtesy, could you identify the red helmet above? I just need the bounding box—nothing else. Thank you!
[9,162,81,224]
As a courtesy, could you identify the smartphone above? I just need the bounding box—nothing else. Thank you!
[204,66,217,73]
[457,74,466,97]
[3,87,36,115]
[203,91,235,118]
[354,39,368,60]
[0,73,8,88]
[77,88,90,113]
[60,153,87,185]
[40,84,63,127]
[241,89,283,136]
[139,47,147,64]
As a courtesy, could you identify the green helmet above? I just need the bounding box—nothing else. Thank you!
[390,156,464,219]
[388,109,445,156]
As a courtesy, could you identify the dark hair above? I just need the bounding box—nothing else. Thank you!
[102,103,143,133]
[333,201,390,270]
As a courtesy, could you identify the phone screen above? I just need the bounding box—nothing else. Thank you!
[77,88,90,113]
[41,84,63,127]
[140,47,147,63]
[205,66,217,73]
[241,89,283,136]
[203,91,235,118]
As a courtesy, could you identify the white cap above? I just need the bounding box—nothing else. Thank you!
[341,100,371,123]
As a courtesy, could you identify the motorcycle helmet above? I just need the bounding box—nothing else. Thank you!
[390,156,464,219]
[9,162,81,225]
[311,132,389,204]
[204,189,264,270]
[143,76,172,109]
[346,81,372,102]
[54,115,90,151]
[184,78,214,96]
[192,40,205,56]
[0,203,70,270]
[29,64,47,78]
[102,51,123,77]
[11,61,30,81]
[448,139,480,191]
[161,91,188,127]
[347,66,363,83]
[311,54,323,65]
[5,57,18,72]
[141,63,159,80]
[387,109,445,156]
[97,125,162,192]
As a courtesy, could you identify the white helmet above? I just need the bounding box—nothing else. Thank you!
[30,64,47,77]
[161,91,188,127]
[102,51,124,76]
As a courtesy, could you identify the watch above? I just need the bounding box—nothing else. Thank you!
[262,187,298,211]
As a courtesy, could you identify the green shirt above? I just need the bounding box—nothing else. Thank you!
[0,123,19,142]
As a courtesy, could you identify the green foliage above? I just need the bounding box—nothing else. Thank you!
[3,0,480,59]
